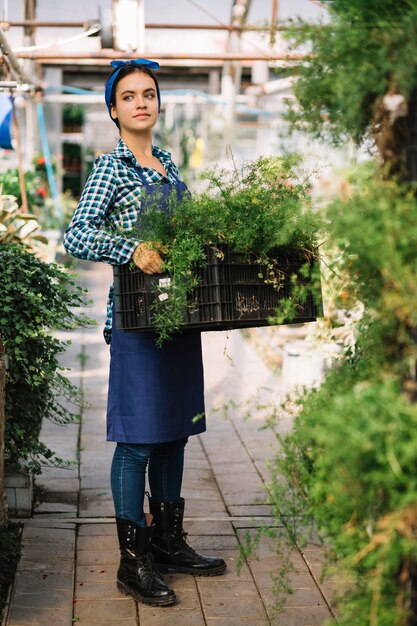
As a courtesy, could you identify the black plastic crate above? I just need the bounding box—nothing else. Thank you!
[113,244,321,332]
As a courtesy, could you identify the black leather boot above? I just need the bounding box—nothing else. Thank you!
[148,496,227,576]
[116,517,176,606]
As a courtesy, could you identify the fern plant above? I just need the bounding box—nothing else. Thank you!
[123,155,321,344]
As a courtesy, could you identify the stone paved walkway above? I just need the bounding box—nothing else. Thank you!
[4,262,339,626]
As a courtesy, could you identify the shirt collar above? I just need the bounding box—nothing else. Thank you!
[110,138,173,169]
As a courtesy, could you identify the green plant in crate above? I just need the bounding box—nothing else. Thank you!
[123,155,321,344]
[0,244,92,474]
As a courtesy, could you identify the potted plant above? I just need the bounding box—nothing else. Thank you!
[62,104,85,133]
[114,155,322,346]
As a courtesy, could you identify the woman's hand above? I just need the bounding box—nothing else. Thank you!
[132,242,166,274]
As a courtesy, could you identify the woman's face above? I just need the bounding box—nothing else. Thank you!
[110,70,159,133]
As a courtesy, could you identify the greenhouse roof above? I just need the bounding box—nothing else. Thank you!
[0,0,329,67]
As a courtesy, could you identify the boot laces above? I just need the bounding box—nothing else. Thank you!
[136,552,154,590]
[173,531,202,558]
[138,551,154,570]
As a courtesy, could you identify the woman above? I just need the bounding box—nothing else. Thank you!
[64,58,226,607]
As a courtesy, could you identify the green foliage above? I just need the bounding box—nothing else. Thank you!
[134,155,317,253]
[263,168,417,624]
[63,104,85,129]
[249,5,417,620]
[326,170,417,372]
[1,168,46,210]
[0,244,92,474]
[285,0,417,143]
[274,362,417,625]
[126,155,320,344]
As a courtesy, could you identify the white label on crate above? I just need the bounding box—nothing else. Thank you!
[159,293,169,301]
[159,278,171,288]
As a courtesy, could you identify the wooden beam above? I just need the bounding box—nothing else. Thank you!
[3,20,293,32]
[272,0,278,25]
[15,51,310,62]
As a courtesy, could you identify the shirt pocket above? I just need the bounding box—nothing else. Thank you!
[110,185,144,230]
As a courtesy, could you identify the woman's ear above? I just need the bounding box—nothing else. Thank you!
[110,104,117,120]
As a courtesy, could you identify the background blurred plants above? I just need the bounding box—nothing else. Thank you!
[285,0,417,149]
[39,191,77,231]
[262,171,417,626]
[62,104,85,132]
[1,167,45,211]
[238,2,417,625]
[1,154,75,232]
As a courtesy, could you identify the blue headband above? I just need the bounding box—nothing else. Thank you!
[105,58,161,123]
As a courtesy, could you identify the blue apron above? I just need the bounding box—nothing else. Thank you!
[106,164,206,444]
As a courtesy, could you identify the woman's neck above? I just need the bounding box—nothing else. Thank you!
[120,130,153,159]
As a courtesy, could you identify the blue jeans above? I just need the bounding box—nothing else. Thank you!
[110,437,188,526]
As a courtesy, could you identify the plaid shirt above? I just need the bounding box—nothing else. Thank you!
[63,138,182,344]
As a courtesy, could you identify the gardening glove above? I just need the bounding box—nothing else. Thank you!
[132,242,166,274]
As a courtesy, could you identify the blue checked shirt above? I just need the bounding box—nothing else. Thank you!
[63,138,182,344]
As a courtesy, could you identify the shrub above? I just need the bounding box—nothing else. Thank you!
[239,2,417,622]
[258,167,417,624]
[285,0,417,146]
[0,244,92,474]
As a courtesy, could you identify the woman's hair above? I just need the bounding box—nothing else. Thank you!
[109,65,160,108]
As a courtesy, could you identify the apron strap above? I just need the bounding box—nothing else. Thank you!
[124,158,182,186]
[121,158,189,203]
